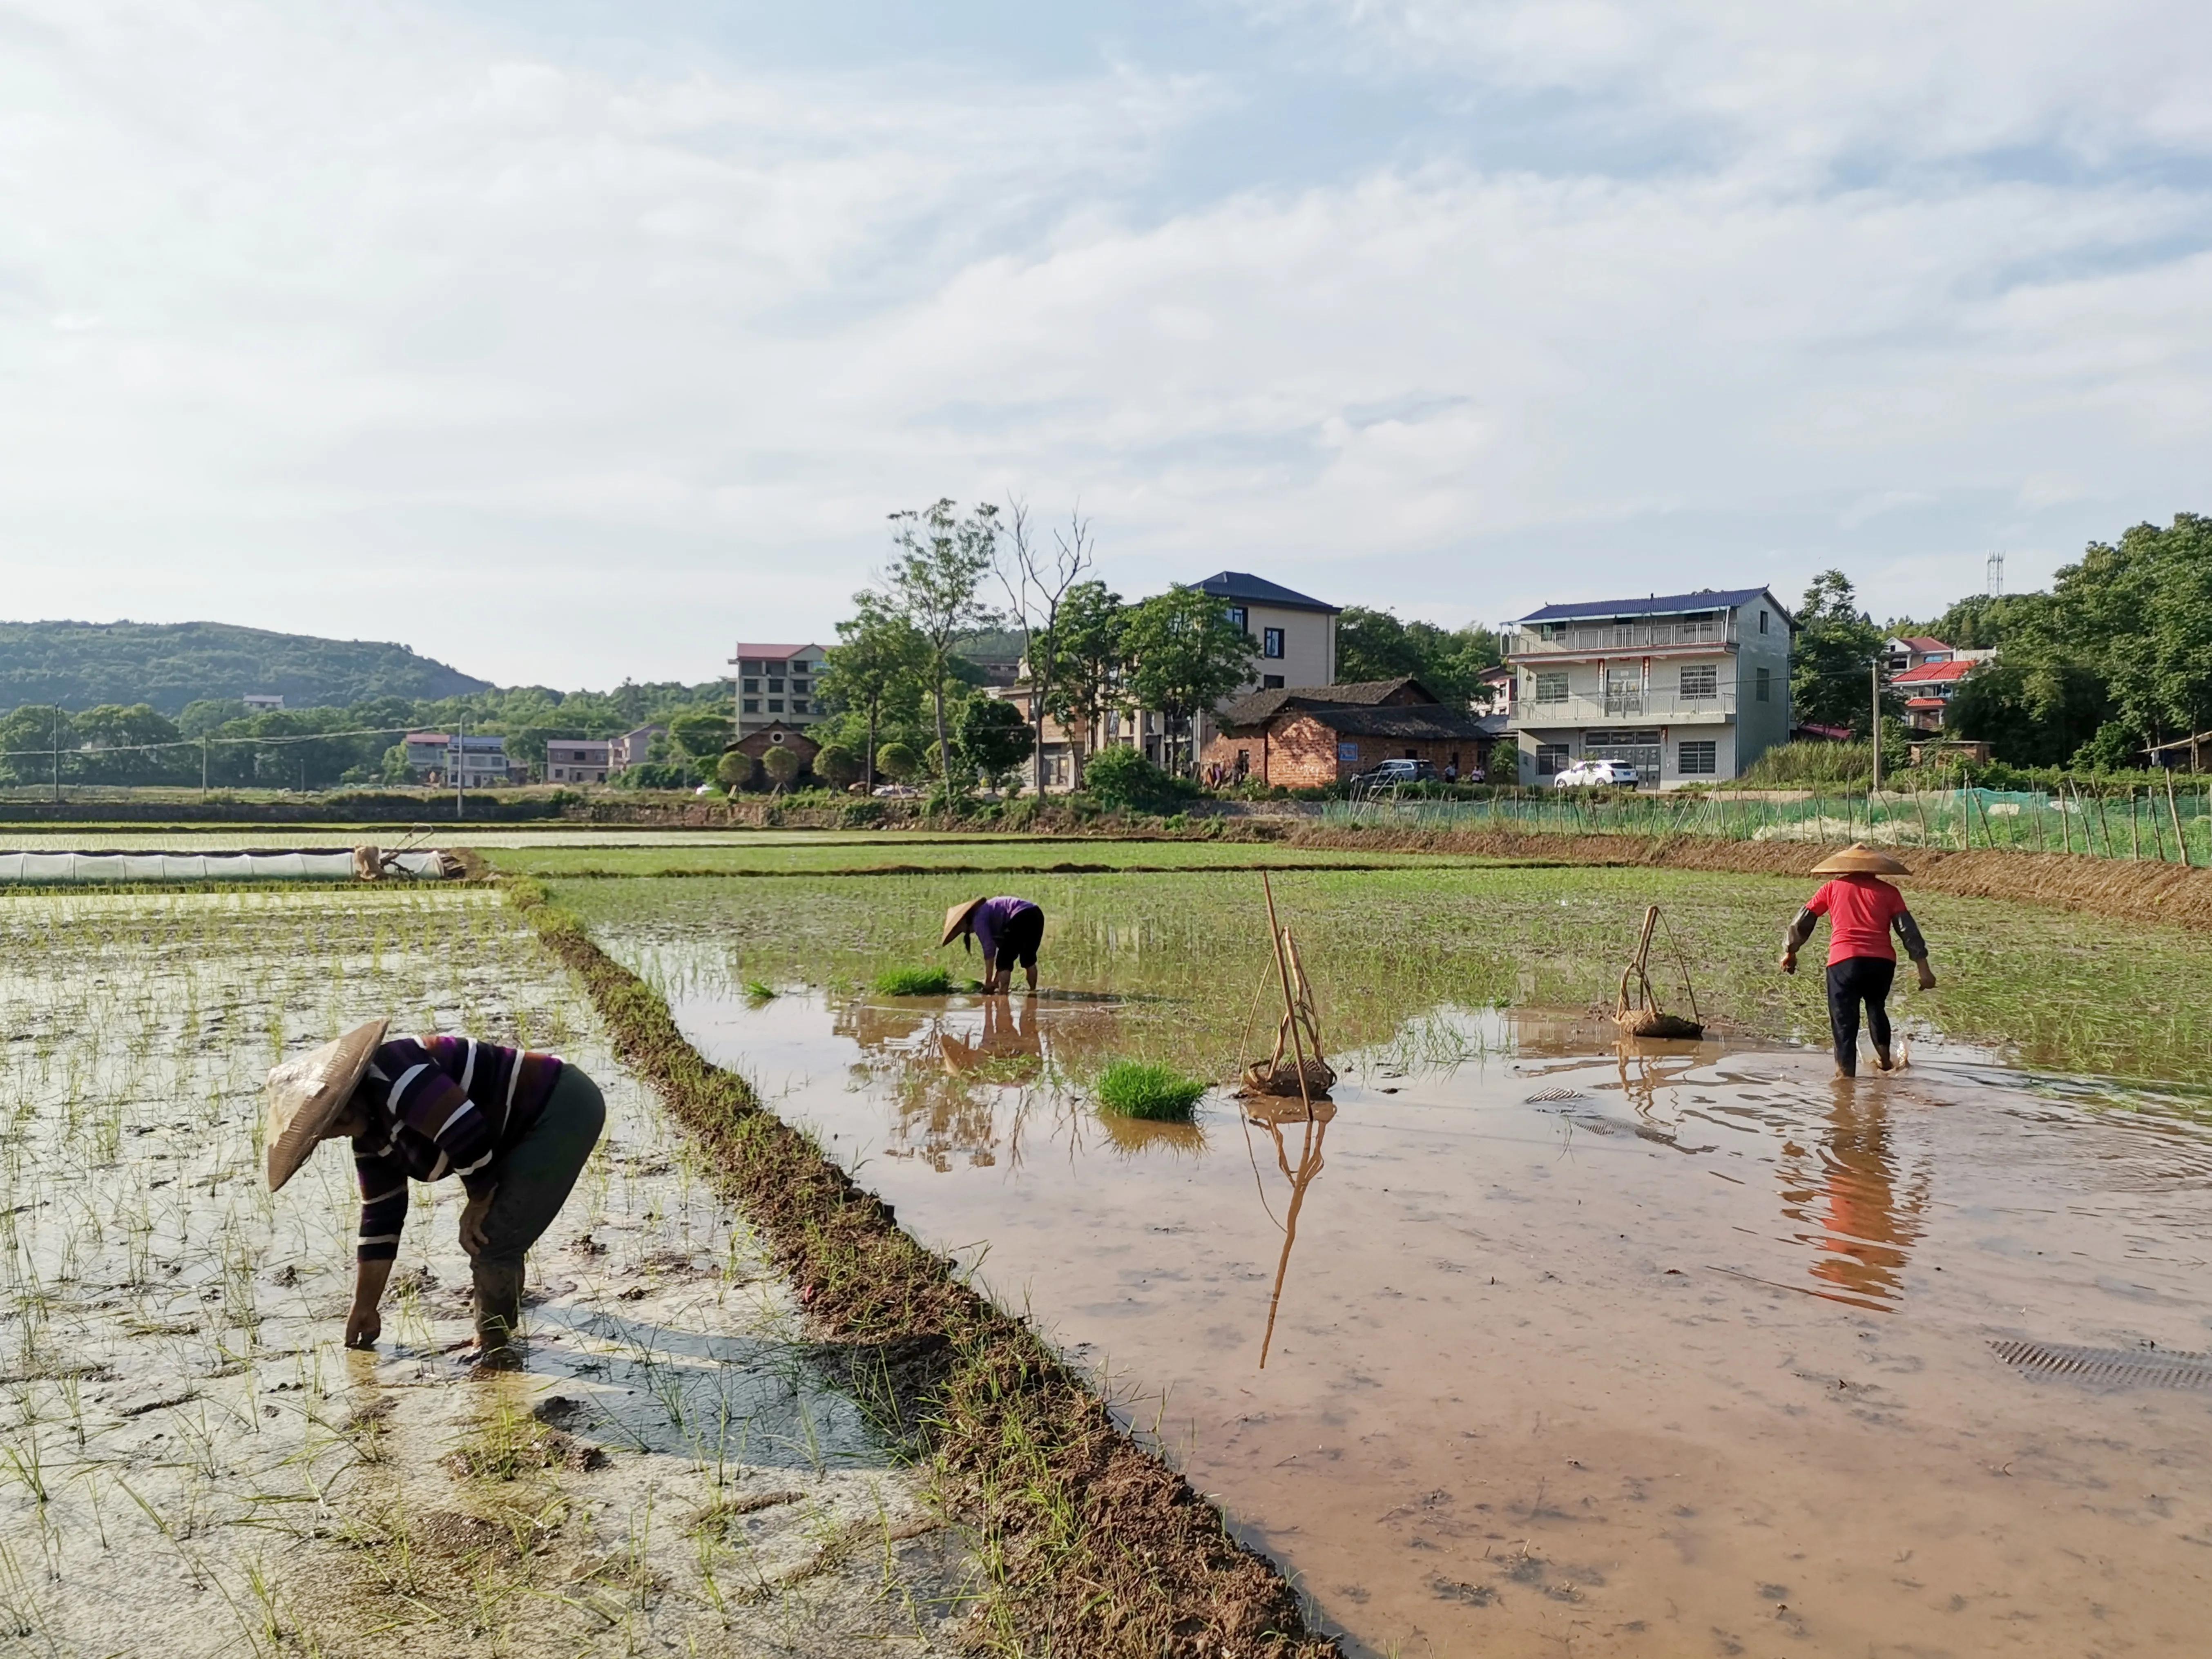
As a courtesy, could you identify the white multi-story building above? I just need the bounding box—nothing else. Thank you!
[402,731,511,786]
[729,643,828,737]
[1504,587,1794,786]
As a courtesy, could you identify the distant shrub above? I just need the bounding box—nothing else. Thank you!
[612,761,696,790]
[815,743,862,788]
[716,750,757,790]
[874,965,954,996]
[876,742,920,782]
[1082,746,1198,813]
[761,746,802,790]
[1734,741,1877,788]
[1094,1060,1206,1121]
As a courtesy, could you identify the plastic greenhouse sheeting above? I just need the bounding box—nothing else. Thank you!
[0,850,457,883]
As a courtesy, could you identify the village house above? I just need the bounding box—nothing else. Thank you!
[545,739,612,784]
[730,723,820,780]
[1202,677,1494,787]
[1884,635,1954,675]
[729,644,828,738]
[1504,588,1794,786]
[401,731,511,787]
[1893,657,1978,732]
[608,724,663,770]
[991,571,1343,787]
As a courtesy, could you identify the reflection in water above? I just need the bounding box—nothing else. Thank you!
[1244,1097,1335,1368]
[833,994,1124,1172]
[1775,1080,1931,1310]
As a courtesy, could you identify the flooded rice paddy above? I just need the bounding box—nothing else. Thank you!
[583,864,2212,1657]
[0,888,964,1657]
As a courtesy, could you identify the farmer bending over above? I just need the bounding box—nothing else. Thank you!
[942,895,1044,995]
[1779,844,1936,1078]
[264,1021,605,1369]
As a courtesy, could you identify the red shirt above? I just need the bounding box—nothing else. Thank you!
[1805,875,1906,966]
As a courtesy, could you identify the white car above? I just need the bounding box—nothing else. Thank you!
[1552,759,1638,789]
[871,783,919,798]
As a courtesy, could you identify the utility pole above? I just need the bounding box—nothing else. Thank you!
[455,718,466,821]
[1870,659,1882,796]
[201,735,209,799]
[51,708,62,805]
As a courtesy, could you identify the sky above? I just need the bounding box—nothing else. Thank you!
[4,0,2208,689]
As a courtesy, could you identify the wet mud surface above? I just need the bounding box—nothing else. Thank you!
[647,972,2212,1657]
[0,891,966,1656]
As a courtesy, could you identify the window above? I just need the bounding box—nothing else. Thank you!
[768,678,784,692]
[790,677,809,691]
[1226,605,1248,632]
[1755,667,1771,702]
[790,699,808,714]
[1679,740,1717,775]
[741,699,758,713]
[1758,610,1769,635]
[1263,627,1285,659]
[1536,743,1571,776]
[1262,674,1284,689]
[768,699,784,712]
[1679,664,1717,699]
[1534,671,1570,704]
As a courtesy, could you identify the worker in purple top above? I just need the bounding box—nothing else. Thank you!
[940,895,1045,995]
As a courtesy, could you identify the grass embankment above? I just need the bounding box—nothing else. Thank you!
[504,876,1338,1659]
[559,864,2212,1083]
[479,837,1459,879]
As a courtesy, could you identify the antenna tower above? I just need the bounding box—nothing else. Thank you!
[1986,550,2005,597]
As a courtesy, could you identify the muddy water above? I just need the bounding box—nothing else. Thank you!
[651,974,2212,1657]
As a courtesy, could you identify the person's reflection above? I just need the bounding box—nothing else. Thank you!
[938,994,1043,1081]
[1248,1097,1333,1368]
[1777,1080,1930,1306]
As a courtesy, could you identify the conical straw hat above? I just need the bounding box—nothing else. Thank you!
[1811,843,1911,876]
[940,897,987,948]
[264,1018,387,1192]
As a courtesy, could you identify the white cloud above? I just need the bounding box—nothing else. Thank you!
[0,0,2205,683]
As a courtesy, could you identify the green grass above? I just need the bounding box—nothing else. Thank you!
[474,836,1472,878]
[874,965,956,996]
[1094,1060,1207,1121]
[558,864,2212,1085]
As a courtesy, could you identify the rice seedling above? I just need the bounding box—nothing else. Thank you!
[1094,1061,1208,1121]
[873,965,955,996]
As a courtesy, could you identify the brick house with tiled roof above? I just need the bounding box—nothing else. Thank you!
[1200,677,1497,786]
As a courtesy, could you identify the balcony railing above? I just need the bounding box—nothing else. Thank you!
[1507,619,1735,654]
[1513,688,1739,726]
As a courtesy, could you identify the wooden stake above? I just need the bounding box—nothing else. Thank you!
[2167,770,2189,868]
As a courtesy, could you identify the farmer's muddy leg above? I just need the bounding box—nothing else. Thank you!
[1862,960,1898,1070]
[473,1067,606,1364]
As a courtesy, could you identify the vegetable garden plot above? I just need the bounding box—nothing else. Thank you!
[0,889,966,1657]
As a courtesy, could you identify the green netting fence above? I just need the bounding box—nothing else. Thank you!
[1319,783,2212,864]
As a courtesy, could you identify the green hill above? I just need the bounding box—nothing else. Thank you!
[0,620,494,714]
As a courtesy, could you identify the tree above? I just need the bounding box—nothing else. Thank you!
[997,500,1095,795]
[1119,586,1259,775]
[761,745,801,792]
[876,741,919,782]
[815,743,862,789]
[716,750,757,791]
[884,499,1001,793]
[1791,571,1894,737]
[1040,580,1125,787]
[1947,661,2109,768]
[1335,607,1499,706]
[0,705,70,788]
[668,709,734,770]
[821,593,928,788]
[956,696,1033,793]
[71,704,185,785]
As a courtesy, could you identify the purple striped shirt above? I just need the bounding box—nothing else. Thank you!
[351,1036,562,1262]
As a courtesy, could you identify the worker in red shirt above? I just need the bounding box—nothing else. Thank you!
[1779,844,1937,1076]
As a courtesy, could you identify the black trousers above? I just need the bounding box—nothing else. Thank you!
[992,904,1044,971]
[1825,957,1895,1076]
